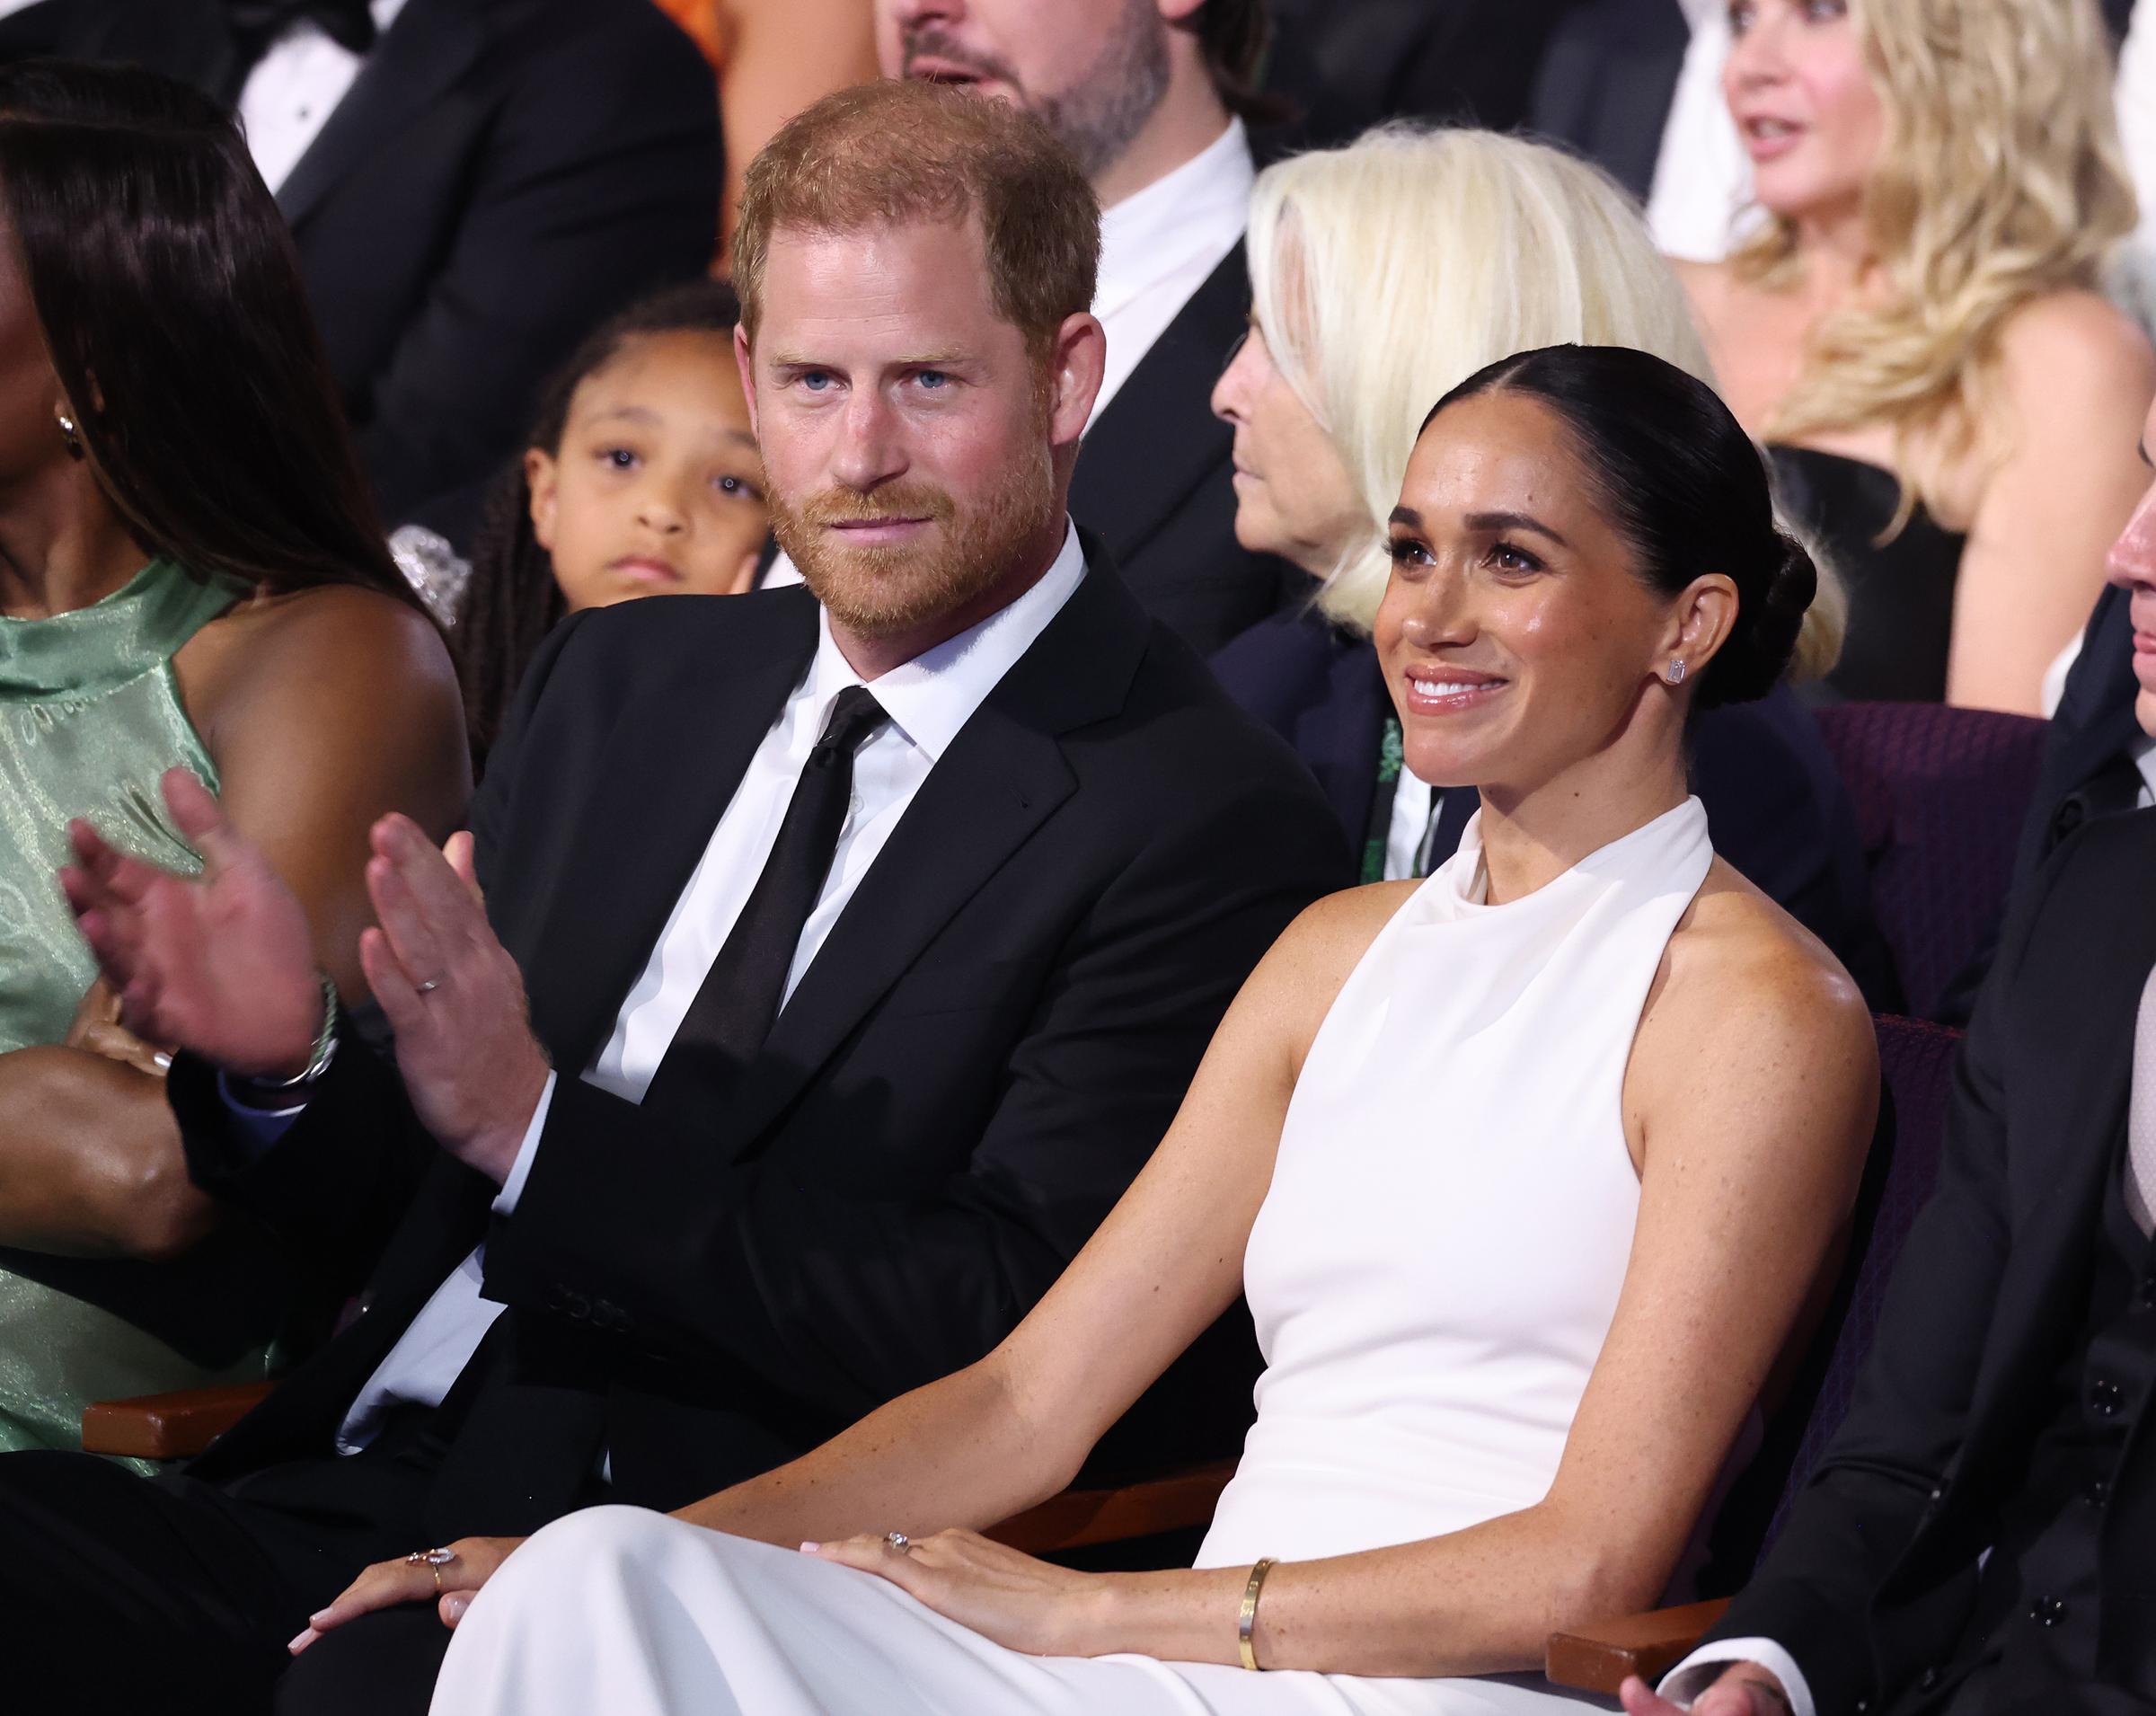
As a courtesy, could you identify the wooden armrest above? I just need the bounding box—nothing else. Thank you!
[987,1459,1236,1554]
[81,1381,276,1461]
[1545,1597,1733,1694]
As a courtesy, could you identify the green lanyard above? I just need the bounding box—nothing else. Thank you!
[1360,714,1405,885]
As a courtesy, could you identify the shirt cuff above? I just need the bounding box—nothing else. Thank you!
[216,1069,311,1160]
[492,1070,556,1216]
[1660,1638,1814,1716]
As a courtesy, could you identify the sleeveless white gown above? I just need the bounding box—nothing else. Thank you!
[430,799,1717,1716]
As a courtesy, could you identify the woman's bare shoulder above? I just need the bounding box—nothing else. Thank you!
[1653,858,1875,1071]
[179,582,462,769]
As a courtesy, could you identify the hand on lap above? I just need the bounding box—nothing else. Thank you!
[290,1535,525,1652]
[802,1529,1110,1658]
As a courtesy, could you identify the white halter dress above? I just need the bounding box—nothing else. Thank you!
[429,799,1716,1716]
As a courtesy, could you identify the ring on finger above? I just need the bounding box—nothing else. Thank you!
[413,976,445,995]
[884,1531,913,1555]
[404,1546,456,1592]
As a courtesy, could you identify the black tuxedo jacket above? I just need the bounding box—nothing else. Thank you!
[1706,809,2156,1712]
[1526,0,1691,203]
[1070,243,1302,657]
[166,550,1348,1537]
[6,0,720,543]
[1940,586,2143,1023]
[1210,607,1901,1009]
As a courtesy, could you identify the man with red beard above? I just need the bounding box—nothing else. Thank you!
[757,0,1298,655]
[10,81,1347,1715]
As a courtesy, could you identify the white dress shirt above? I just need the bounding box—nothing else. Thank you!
[1645,0,1756,263]
[1091,117,1254,418]
[1383,772,1441,882]
[235,0,409,193]
[243,525,1088,1451]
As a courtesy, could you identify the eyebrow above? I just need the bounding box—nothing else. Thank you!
[589,405,661,425]
[1387,505,1573,549]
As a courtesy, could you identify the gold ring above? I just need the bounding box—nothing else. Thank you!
[404,1545,456,1595]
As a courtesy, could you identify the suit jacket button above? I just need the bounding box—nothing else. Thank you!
[2091,1376,2125,1416]
[542,1284,568,1313]
[2028,1596,2067,1626]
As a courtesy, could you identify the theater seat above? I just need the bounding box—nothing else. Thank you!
[1545,1013,1961,1693]
[1815,703,2046,1020]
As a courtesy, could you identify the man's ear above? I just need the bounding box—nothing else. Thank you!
[734,323,760,440]
[525,447,560,552]
[1047,312,1107,449]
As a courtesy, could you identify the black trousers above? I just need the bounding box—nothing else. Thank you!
[0,1421,461,1716]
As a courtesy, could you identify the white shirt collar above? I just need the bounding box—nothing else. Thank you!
[1095,119,1254,322]
[801,520,1086,763]
[374,0,411,29]
[1674,0,1721,30]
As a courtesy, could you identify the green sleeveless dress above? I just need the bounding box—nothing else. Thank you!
[0,559,278,1459]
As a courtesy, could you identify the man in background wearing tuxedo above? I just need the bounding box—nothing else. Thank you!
[808,0,1301,655]
[0,0,720,546]
[4,81,1345,1713]
[1625,411,2156,1715]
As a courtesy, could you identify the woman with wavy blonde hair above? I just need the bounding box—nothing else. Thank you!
[1683,0,2154,712]
[1206,125,1895,1004]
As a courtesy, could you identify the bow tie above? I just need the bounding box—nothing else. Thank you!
[223,0,379,60]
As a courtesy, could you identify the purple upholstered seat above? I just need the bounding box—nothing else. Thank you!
[1815,703,2047,1020]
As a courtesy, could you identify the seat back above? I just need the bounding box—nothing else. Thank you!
[1757,1013,1962,1556]
[1814,703,2046,1019]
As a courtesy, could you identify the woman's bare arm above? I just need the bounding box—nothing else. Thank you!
[675,887,1398,1545]
[800,878,1876,1676]
[1948,290,2155,713]
[0,587,468,1255]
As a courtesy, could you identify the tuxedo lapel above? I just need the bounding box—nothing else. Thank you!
[275,0,490,228]
[718,550,1149,1153]
[520,594,819,1074]
[1070,244,1247,565]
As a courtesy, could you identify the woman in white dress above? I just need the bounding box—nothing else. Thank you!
[310,344,1879,1712]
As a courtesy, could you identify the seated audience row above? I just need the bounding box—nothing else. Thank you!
[16,78,1348,1712]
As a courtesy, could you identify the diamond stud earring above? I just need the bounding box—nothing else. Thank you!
[56,411,83,459]
[1665,659,1688,686]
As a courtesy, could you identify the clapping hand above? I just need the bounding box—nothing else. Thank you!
[356,815,550,1185]
[62,768,323,1077]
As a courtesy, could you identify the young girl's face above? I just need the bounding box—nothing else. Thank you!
[527,329,768,612]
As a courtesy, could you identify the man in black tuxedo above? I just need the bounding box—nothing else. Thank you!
[1623,435,2156,1715]
[10,80,1345,1713]
[0,0,720,545]
[856,0,1300,654]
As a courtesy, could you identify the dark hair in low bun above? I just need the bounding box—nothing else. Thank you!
[1422,343,1814,710]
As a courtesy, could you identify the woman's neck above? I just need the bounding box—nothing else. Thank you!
[0,465,148,619]
[1473,739,1692,907]
[1786,197,1882,313]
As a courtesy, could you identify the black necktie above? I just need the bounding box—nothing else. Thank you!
[639,686,891,1117]
[221,0,379,101]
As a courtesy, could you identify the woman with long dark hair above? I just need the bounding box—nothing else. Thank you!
[0,61,468,1457]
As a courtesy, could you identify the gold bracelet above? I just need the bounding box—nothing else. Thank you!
[1237,1555,1278,1671]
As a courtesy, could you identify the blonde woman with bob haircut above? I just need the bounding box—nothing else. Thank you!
[1210,125,1896,1007]
[1683,0,2156,713]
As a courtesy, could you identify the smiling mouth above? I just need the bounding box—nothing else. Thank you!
[1403,669,1510,712]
